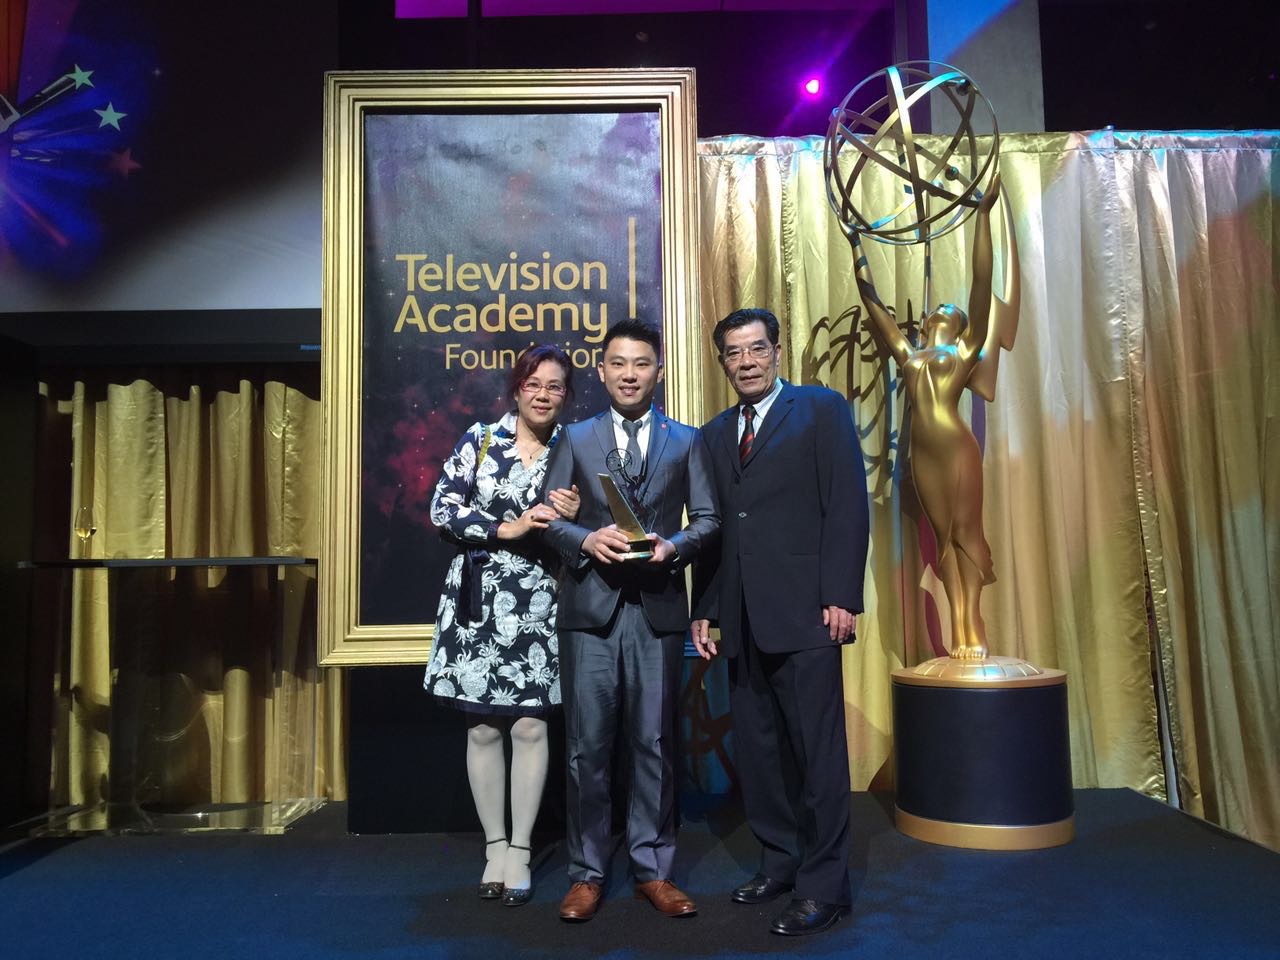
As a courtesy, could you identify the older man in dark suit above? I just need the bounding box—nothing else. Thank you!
[542,318,720,923]
[692,307,869,937]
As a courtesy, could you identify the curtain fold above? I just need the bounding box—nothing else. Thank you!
[42,367,346,811]
[696,131,1280,847]
[1118,132,1280,848]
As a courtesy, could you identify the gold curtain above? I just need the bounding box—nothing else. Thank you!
[1116,132,1280,848]
[40,367,346,810]
[696,131,1280,848]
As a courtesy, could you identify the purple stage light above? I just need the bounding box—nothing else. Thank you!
[803,77,822,96]
[394,1,874,17]
[395,0,468,17]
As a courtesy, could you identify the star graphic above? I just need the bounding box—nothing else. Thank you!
[106,147,141,178]
[69,65,94,89]
[95,103,126,130]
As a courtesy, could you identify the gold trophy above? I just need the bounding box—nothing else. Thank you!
[600,449,655,560]
[826,62,1073,849]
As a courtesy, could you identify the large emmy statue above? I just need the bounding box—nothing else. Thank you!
[825,61,1024,674]
[825,63,1073,850]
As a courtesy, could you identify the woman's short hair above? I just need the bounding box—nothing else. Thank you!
[508,343,575,403]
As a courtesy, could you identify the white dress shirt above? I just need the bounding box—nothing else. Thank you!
[610,405,653,467]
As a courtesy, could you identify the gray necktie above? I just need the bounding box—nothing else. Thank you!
[621,418,644,480]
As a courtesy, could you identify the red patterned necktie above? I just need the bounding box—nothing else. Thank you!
[739,404,756,464]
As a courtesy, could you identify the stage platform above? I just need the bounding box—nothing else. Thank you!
[3,789,1277,959]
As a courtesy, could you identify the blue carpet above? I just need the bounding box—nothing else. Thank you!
[3,790,1277,959]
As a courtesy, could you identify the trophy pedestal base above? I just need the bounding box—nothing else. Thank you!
[617,538,653,561]
[891,658,1074,850]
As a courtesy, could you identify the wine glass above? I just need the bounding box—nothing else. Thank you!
[74,506,98,558]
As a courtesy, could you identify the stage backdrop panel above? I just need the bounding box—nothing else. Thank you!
[321,70,701,665]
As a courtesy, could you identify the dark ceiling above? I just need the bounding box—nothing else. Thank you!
[338,4,897,138]
[342,0,1279,134]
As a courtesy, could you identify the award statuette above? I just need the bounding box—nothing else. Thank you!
[825,62,1072,851]
[599,449,656,560]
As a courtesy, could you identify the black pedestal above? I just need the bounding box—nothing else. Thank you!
[892,665,1074,849]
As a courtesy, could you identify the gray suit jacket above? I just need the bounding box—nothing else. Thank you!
[541,408,720,634]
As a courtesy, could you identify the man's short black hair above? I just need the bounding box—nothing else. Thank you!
[712,308,781,354]
[602,318,662,358]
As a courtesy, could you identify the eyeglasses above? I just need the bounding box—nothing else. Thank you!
[720,341,776,364]
[519,379,567,397]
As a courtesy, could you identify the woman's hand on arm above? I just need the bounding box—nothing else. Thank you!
[496,504,558,541]
[547,484,580,521]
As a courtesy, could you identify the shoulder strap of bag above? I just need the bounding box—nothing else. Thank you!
[465,426,492,505]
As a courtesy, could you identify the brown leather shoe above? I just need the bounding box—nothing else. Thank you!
[634,879,697,917]
[559,881,603,922]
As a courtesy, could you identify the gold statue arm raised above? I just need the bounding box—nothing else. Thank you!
[851,230,912,367]
[967,175,1021,402]
[960,175,999,366]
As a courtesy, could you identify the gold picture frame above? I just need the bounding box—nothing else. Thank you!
[320,69,702,665]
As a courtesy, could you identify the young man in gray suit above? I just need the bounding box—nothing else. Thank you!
[541,318,720,923]
[692,307,869,937]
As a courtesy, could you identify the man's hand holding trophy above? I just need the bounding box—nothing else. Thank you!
[584,448,671,564]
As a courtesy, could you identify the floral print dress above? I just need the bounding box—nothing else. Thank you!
[423,413,561,716]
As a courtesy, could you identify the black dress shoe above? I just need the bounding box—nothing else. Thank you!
[769,898,846,936]
[730,874,795,905]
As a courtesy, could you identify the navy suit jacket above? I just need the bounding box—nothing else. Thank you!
[693,382,869,655]
[542,408,720,635]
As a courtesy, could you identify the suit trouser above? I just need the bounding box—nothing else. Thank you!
[561,599,684,884]
[729,602,852,905]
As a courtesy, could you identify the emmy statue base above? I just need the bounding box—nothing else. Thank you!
[891,656,1075,850]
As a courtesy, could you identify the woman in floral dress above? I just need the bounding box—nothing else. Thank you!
[424,343,579,907]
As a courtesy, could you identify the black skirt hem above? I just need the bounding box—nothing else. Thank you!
[426,692,559,720]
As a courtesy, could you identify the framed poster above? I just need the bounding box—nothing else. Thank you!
[320,70,701,665]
